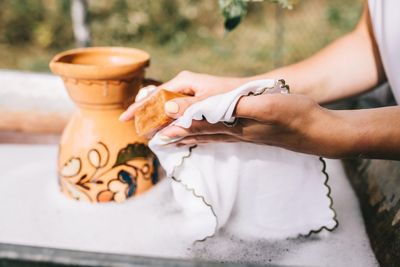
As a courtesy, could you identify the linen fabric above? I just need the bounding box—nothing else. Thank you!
[149,80,338,241]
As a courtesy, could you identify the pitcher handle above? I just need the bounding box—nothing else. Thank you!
[142,78,162,87]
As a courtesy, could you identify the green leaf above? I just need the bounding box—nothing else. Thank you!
[113,143,152,167]
[224,16,242,32]
[219,0,248,32]
[219,0,296,32]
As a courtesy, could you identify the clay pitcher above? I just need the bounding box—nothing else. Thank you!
[49,47,157,203]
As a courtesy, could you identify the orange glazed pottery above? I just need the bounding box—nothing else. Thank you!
[50,47,158,203]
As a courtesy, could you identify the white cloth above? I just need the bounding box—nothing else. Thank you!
[149,80,338,241]
[368,0,400,103]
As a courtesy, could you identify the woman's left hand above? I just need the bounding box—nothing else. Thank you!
[159,93,344,158]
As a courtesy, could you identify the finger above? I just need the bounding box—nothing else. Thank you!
[161,71,196,96]
[164,96,205,119]
[160,120,239,140]
[161,80,194,96]
[119,102,140,122]
[119,88,200,121]
[174,134,240,145]
[119,87,161,122]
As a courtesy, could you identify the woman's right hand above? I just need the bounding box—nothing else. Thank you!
[119,71,246,121]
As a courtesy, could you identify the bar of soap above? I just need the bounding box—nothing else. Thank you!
[134,89,185,137]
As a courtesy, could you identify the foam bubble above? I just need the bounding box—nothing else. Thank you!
[0,145,378,266]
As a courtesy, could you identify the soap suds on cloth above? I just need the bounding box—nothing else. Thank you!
[150,80,338,242]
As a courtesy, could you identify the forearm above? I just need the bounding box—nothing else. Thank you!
[243,6,384,103]
[311,106,400,159]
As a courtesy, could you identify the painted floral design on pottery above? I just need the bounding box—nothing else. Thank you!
[97,171,135,203]
[60,142,157,203]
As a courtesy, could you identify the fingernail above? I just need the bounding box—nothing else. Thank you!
[135,85,157,102]
[159,135,181,143]
[119,112,128,122]
[164,101,179,114]
[135,89,148,102]
[159,135,171,142]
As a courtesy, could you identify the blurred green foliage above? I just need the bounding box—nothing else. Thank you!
[219,0,296,31]
[0,0,363,81]
[0,0,73,48]
[327,1,362,31]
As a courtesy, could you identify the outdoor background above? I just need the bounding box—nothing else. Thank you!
[0,0,363,81]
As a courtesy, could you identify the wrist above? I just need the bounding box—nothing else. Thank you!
[307,108,357,158]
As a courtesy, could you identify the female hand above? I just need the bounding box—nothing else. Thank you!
[119,71,246,121]
[159,93,348,158]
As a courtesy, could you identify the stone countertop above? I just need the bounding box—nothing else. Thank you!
[0,70,74,134]
[344,159,400,267]
[0,243,267,267]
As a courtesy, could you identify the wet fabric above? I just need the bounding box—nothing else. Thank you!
[149,80,338,241]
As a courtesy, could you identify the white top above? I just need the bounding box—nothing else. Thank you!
[368,0,400,103]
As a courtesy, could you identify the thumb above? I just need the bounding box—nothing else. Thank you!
[164,96,203,119]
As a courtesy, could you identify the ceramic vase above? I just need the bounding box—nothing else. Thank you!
[49,47,157,203]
